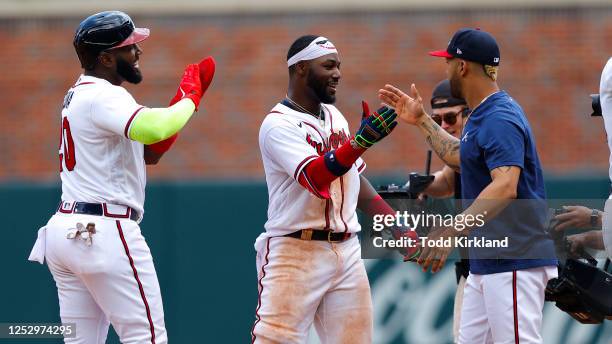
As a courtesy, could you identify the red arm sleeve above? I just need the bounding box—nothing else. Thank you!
[297,140,365,199]
[146,133,179,154]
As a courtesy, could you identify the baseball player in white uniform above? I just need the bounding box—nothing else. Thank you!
[252,35,419,344]
[600,57,612,260]
[27,11,215,343]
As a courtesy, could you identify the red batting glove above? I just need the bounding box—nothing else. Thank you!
[153,57,215,154]
[198,56,216,95]
[168,57,216,109]
[169,64,203,110]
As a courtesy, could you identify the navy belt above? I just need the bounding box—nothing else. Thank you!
[58,202,140,222]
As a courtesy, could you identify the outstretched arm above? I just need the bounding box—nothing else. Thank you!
[418,165,521,273]
[358,174,420,261]
[129,99,196,145]
[138,57,216,163]
[379,84,460,171]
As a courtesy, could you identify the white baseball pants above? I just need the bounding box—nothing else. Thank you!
[30,213,167,344]
[458,266,557,344]
[252,235,372,344]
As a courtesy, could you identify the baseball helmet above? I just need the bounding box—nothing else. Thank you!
[73,11,149,69]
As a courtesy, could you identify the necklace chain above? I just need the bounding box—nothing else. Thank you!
[461,91,499,136]
[285,96,322,119]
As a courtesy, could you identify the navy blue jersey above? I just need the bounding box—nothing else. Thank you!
[459,91,557,274]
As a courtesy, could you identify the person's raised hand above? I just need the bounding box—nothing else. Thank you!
[378,84,427,125]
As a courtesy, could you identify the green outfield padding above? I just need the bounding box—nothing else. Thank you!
[1,177,610,343]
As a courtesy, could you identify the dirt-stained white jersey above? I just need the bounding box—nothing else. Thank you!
[58,75,147,216]
[256,102,366,250]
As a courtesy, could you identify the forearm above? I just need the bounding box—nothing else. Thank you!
[144,145,164,165]
[416,115,461,171]
[358,175,392,214]
[129,99,196,144]
[583,230,606,250]
[424,167,455,197]
[595,209,603,228]
[452,177,517,235]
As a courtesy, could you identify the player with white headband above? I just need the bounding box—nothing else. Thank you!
[252,35,419,343]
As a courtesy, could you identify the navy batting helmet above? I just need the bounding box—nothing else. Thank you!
[73,11,149,69]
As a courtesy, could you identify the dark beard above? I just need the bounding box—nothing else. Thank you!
[117,57,143,84]
[449,73,462,100]
[307,71,335,104]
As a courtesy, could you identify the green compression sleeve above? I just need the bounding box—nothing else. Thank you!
[128,98,196,144]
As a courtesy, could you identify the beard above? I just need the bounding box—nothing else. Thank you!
[449,72,462,100]
[307,70,336,104]
[116,56,143,84]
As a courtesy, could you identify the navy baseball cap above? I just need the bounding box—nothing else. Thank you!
[429,28,500,66]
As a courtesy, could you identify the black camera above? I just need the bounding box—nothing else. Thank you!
[591,94,602,117]
[377,172,435,200]
[545,258,612,324]
[545,208,612,323]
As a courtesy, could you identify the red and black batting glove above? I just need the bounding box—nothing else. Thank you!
[352,101,398,149]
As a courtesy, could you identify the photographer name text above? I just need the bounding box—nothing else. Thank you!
[372,236,509,248]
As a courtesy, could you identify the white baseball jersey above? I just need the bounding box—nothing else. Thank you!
[59,75,147,216]
[256,102,366,250]
[601,57,612,187]
[600,57,612,259]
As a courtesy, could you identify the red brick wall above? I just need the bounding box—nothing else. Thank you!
[1,8,611,181]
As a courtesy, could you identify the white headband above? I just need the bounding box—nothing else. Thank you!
[287,36,338,67]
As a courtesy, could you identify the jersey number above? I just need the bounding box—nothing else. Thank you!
[59,117,76,171]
